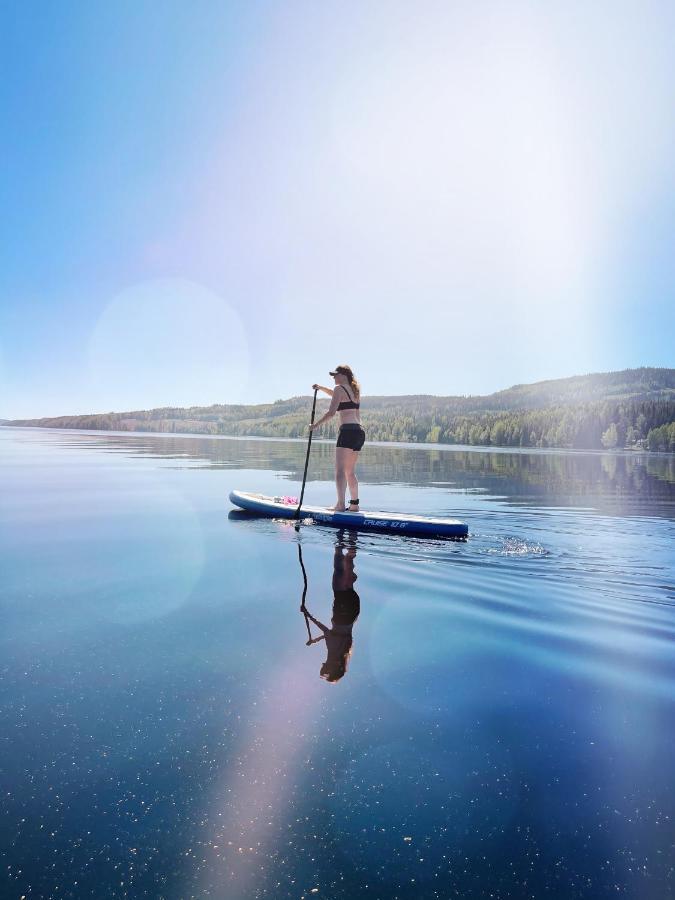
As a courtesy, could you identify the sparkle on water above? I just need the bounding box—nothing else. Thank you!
[1,427,674,899]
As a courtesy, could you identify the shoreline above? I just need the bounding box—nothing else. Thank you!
[2,424,672,458]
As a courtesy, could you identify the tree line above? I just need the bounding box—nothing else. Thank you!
[10,396,675,451]
[647,421,675,452]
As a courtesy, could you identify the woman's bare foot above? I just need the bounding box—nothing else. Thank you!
[330,504,347,512]
[348,499,360,512]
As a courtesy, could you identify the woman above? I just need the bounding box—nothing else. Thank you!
[310,364,365,512]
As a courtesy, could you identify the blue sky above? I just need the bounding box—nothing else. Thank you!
[1,0,674,418]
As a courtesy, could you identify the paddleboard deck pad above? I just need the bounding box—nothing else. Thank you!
[229,490,468,538]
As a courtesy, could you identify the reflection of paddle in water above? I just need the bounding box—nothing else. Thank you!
[298,534,361,683]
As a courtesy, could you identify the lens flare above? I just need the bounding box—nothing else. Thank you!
[88,278,250,412]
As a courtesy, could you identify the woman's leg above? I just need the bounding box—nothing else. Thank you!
[334,447,349,510]
[345,450,359,510]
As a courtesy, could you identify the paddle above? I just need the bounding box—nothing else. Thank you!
[295,388,318,520]
[297,542,320,645]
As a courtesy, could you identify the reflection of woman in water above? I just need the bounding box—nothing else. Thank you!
[301,536,361,683]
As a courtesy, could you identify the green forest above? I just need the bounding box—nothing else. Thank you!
[8,367,675,452]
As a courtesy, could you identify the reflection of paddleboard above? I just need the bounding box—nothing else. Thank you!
[229,490,468,539]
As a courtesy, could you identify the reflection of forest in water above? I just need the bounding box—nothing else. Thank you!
[57,431,675,516]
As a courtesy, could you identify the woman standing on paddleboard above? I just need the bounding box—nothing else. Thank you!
[310,364,365,512]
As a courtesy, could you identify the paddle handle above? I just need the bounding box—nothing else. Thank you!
[295,389,318,518]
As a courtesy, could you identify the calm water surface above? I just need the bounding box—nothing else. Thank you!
[2,427,675,899]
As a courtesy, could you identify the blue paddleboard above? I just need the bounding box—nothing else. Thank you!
[229,490,468,538]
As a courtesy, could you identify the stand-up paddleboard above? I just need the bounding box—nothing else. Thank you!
[229,490,468,539]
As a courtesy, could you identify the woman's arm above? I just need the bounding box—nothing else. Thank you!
[310,389,342,430]
[312,383,334,397]
[301,605,330,634]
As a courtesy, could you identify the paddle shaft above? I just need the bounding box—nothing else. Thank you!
[295,389,318,518]
[298,543,315,644]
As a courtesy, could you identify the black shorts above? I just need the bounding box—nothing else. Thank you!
[336,424,366,451]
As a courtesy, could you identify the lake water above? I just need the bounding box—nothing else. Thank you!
[1,426,674,899]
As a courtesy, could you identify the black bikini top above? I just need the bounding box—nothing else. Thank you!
[337,385,360,410]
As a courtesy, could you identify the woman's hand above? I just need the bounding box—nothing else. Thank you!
[313,384,333,398]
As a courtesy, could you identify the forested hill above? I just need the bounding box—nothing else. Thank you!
[7,367,675,451]
[480,368,675,410]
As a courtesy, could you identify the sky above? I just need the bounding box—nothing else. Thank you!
[1,0,674,418]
